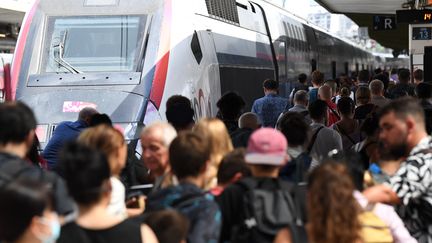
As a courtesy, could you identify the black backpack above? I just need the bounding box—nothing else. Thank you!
[230,178,303,243]
[279,152,312,183]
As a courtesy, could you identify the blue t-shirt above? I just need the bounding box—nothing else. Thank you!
[251,94,288,127]
[308,88,319,104]
[43,120,88,170]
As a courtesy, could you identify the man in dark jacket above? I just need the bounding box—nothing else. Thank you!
[388,69,415,98]
[0,102,74,216]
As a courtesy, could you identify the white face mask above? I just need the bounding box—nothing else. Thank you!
[37,216,61,243]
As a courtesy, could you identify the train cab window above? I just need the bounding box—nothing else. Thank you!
[42,15,147,73]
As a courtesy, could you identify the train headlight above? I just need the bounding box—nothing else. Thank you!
[35,124,49,143]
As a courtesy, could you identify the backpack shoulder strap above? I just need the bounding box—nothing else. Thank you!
[287,222,308,243]
[294,153,312,183]
[276,179,294,192]
[307,126,324,153]
[335,124,356,145]
[326,103,341,120]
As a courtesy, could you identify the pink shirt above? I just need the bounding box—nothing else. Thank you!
[354,191,417,243]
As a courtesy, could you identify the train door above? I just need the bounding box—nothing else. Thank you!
[249,1,278,79]
[331,61,336,79]
[304,26,318,73]
[216,2,276,111]
[425,46,432,82]
[0,57,4,102]
[344,62,349,76]
[274,39,289,97]
[192,30,219,118]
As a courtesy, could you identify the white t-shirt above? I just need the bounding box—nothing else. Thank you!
[107,176,127,219]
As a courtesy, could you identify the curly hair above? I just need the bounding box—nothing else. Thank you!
[307,162,362,243]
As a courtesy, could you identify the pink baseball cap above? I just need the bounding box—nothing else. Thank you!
[245,128,288,166]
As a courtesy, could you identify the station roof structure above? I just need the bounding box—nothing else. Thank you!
[0,0,33,25]
[315,0,412,54]
[0,8,25,24]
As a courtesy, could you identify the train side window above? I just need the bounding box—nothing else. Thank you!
[331,61,336,79]
[283,22,289,36]
[299,27,304,41]
[275,41,287,80]
[311,59,317,72]
[191,32,203,65]
[289,24,295,39]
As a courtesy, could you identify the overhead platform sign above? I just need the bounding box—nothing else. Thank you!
[373,15,396,30]
[397,10,432,23]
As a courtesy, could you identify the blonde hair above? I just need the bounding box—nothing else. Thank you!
[194,118,233,188]
[78,125,125,175]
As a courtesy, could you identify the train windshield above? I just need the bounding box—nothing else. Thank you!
[42,15,146,73]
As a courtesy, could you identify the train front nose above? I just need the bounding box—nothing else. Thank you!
[20,89,148,147]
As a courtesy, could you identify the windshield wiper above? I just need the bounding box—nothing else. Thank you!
[53,30,82,74]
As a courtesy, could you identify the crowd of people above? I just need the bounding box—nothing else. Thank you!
[0,67,431,243]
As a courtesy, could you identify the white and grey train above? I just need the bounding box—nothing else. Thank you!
[9,0,406,147]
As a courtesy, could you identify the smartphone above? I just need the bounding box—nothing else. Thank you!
[126,184,153,208]
[127,184,154,198]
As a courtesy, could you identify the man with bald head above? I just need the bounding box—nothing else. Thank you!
[43,107,98,170]
[231,112,260,148]
[369,79,389,108]
[140,121,177,191]
[319,85,339,126]
[288,90,311,124]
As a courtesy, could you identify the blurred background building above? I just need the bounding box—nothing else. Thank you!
[0,0,34,53]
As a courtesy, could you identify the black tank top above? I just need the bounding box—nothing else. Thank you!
[58,218,142,243]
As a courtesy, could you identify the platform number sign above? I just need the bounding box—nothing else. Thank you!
[373,16,396,31]
[412,27,432,40]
